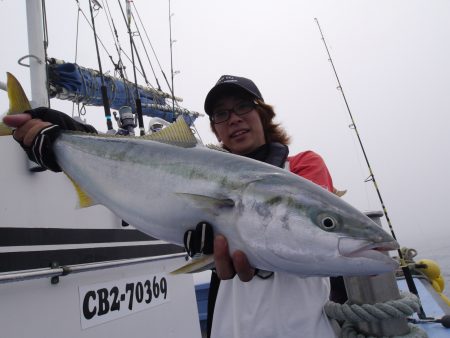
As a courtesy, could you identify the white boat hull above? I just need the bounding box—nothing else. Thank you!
[0,137,202,337]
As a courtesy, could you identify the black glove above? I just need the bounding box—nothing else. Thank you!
[183,222,214,258]
[26,107,97,133]
[23,123,63,172]
[16,107,97,172]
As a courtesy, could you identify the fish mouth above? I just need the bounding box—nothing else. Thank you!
[338,237,399,263]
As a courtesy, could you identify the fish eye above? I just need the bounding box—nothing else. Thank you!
[321,216,337,230]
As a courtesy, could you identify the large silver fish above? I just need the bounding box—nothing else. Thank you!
[2,73,399,277]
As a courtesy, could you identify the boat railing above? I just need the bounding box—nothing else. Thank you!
[0,252,186,285]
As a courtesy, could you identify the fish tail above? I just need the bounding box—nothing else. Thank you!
[0,72,32,136]
[0,122,11,136]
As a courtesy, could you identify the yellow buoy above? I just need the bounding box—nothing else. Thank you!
[431,279,442,293]
[415,258,450,306]
[440,292,450,307]
[416,259,441,280]
[435,275,445,292]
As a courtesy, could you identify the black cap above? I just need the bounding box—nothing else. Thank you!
[204,75,264,115]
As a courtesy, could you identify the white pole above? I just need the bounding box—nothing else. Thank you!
[26,0,48,108]
[25,0,49,171]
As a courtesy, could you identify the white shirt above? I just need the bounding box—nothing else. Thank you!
[211,272,337,338]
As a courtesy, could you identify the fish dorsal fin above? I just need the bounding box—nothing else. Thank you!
[206,144,229,153]
[0,73,32,136]
[140,116,198,148]
[65,173,97,208]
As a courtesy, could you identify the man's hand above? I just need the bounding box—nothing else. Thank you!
[214,235,255,282]
[3,107,97,172]
[5,114,52,146]
[183,223,256,282]
[4,112,62,172]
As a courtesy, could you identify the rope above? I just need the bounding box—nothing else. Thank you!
[325,292,428,337]
[340,322,428,338]
[325,292,420,322]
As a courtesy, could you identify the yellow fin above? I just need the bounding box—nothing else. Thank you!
[7,72,32,115]
[333,187,347,197]
[0,73,32,136]
[140,116,198,148]
[65,173,97,208]
[0,122,12,136]
[206,144,229,152]
[170,254,215,274]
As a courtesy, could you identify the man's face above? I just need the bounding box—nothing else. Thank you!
[211,96,266,155]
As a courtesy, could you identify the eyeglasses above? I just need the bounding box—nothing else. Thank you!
[210,101,256,124]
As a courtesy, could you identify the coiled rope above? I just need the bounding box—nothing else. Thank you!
[325,292,428,337]
[339,322,427,338]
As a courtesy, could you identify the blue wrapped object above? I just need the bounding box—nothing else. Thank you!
[48,62,196,124]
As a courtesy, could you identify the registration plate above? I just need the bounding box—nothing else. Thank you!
[79,273,170,329]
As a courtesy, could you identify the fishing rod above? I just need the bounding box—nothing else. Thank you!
[88,0,113,131]
[117,0,145,136]
[314,18,428,319]
[102,0,128,81]
[131,2,163,92]
[168,0,177,117]
[130,8,162,91]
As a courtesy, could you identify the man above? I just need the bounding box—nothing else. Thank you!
[4,75,338,338]
[186,75,338,338]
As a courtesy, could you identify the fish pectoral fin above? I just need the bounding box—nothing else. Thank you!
[65,173,98,208]
[140,116,198,148]
[170,254,215,274]
[175,193,235,213]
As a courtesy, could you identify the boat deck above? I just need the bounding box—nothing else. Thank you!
[397,277,450,337]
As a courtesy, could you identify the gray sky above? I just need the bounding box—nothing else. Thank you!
[1,0,449,249]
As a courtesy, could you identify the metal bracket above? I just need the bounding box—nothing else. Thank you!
[18,54,44,68]
[50,261,60,285]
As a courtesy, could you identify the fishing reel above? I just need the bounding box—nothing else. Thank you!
[114,106,136,135]
[148,117,170,134]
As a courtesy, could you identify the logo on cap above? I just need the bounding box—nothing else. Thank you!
[217,75,238,84]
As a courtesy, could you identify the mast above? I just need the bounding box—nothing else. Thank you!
[25,0,48,108]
